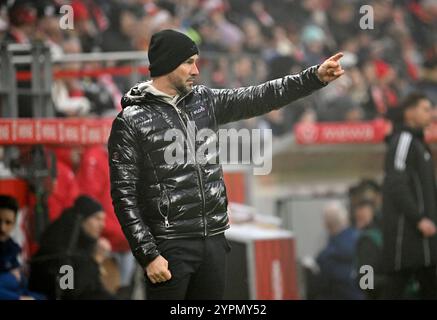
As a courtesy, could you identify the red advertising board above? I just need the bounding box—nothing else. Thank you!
[254,238,298,299]
[226,225,299,300]
[295,119,389,145]
[0,118,114,145]
[295,120,437,145]
[3,118,437,146]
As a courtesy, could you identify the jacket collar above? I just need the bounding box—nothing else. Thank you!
[397,125,425,140]
[122,80,194,108]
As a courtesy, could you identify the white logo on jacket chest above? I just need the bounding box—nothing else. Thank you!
[192,105,205,115]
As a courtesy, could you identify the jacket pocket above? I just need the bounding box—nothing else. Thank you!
[158,191,171,228]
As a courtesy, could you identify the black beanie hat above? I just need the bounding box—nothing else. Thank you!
[73,195,103,219]
[148,29,199,77]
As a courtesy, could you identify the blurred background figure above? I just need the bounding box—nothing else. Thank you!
[1,0,435,127]
[99,2,138,52]
[353,199,384,300]
[28,195,115,300]
[47,146,81,222]
[0,195,45,300]
[305,201,363,300]
[51,37,91,117]
[75,146,135,298]
[3,0,37,118]
[382,93,437,299]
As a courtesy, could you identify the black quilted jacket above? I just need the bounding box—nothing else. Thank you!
[108,65,326,267]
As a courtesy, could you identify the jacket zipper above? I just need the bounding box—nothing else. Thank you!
[158,205,170,228]
[164,96,208,236]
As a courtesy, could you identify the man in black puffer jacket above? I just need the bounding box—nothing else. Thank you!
[382,92,437,299]
[108,29,345,300]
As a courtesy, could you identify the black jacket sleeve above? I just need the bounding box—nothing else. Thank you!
[210,65,326,125]
[384,132,422,225]
[108,114,160,268]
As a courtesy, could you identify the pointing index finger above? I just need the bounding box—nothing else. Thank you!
[328,52,344,62]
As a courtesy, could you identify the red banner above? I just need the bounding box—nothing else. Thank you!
[0,118,114,145]
[294,119,389,145]
[295,120,437,145]
[2,118,437,146]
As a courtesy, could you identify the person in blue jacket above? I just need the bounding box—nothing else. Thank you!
[0,195,45,300]
[314,201,364,300]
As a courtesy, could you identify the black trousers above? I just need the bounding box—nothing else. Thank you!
[382,266,437,299]
[145,233,231,300]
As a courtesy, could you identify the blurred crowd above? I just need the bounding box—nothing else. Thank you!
[0,143,140,300]
[0,0,436,135]
[1,192,129,300]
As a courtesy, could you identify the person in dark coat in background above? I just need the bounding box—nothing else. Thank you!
[382,92,437,299]
[29,195,114,300]
[76,146,135,295]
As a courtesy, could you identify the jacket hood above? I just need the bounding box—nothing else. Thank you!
[121,81,181,108]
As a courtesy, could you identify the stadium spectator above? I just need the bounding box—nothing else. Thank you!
[3,0,36,44]
[3,0,37,118]
[0,195,45,300]
[312,201,364,300]
[52,37,91,117]
[1,0,433,128]
[100,3,138,52]
[75,146,135,295]
[29,195,114,300]
[34,0,63,59]
[70,0,108,53]
[47,148,80,221]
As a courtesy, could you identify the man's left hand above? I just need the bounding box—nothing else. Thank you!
[317,52,345,83]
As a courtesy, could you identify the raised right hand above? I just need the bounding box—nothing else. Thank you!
[145,255,172,284]
[417,217,437,237]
